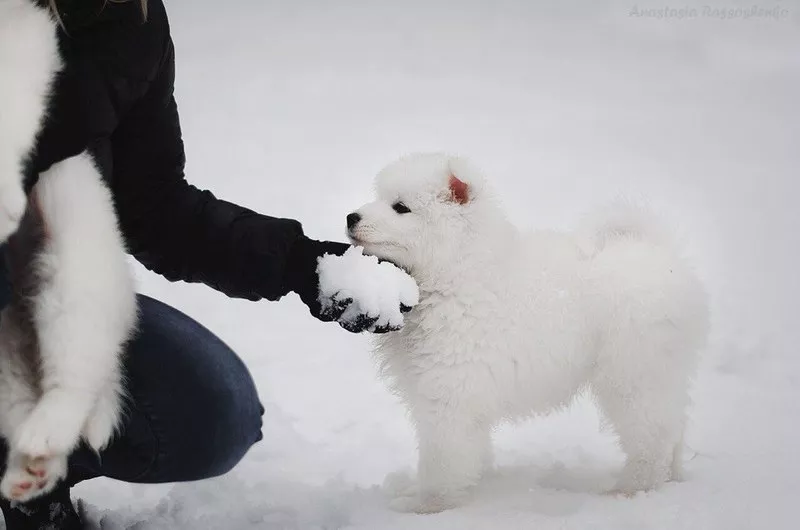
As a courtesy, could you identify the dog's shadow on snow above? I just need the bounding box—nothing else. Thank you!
[469,461,620,516]
[381,458,620,519]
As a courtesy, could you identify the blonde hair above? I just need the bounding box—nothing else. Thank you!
[49,0,149,28]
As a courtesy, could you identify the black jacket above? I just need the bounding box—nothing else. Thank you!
[25,0,346,306]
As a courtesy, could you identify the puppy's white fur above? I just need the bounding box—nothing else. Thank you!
[0,153,137,502]
[0,2,137,501]
[0,0,61,243]
[20,152,137,453]
[350,153,709,513]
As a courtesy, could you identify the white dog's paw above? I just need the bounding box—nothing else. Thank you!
[388,495,423,513]
[383,470,419,499]
[14,401,85,458]
[384,473,466,514]
[0,181,26,243]
[609,460,670,496]
[0,453,67,502]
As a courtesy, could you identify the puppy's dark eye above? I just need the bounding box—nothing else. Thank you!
[392,202,411,214]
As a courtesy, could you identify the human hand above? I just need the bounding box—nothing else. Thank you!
[316,247,419,333]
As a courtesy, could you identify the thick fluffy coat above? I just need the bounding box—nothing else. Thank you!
[0,154,138,502]
[0,1,137,502]
[348,153,709,513]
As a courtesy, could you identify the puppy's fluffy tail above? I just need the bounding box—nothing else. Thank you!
[576,199,678,257]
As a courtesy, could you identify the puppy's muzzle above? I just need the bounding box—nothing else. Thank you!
[347,212,361,230]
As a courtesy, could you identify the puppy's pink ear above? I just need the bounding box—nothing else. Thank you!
[448,174,469,205]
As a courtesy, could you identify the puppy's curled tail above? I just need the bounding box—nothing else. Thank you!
[575,199,678,257]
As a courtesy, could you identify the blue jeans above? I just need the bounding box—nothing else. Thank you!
[0,252,264,487]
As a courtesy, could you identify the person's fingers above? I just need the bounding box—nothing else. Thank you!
[338,314,378,333]
[319,294,352,320]
[370,323,400,334]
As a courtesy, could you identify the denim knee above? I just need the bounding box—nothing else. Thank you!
[195,382,265,479]
[98,295,266,484]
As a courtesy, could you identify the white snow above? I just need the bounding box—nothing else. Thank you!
[316,246,419,331]
[37,0,800,528]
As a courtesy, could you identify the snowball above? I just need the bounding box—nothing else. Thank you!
[317,247,419,331]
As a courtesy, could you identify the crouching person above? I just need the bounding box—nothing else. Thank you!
[0,0,415,528]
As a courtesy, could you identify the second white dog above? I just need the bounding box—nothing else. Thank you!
[348,153,709,513]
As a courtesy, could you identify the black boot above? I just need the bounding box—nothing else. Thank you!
[0,484,83,530]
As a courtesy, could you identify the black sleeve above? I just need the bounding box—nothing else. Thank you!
[111,40,338,301]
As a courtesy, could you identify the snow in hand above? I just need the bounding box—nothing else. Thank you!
[317,247,419,332]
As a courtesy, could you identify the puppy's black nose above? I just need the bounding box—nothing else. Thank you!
[347,213,362,230]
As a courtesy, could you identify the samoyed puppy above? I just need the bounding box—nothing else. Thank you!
[347,152,709,513]
[0,1,137,501]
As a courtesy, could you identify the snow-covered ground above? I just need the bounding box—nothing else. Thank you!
[67,0,800,528]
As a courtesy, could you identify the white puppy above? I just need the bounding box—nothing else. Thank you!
[348,153,709,513]
[0,1,137,502]
[0,153,138,502]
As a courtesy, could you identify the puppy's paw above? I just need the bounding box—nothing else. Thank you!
[610,461,669,496]
[0,453,67,503]
[384,472,466,514]
[14,401,85,458]
[0,181,26,243]
[388,495,422,513]
[383,470,418,499]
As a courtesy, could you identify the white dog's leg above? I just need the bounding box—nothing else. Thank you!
[585,206,707,495]
[595,390,676,494]
[593,336,692,494]
[82,373,126,452]
[391,408,490,514]
[13,153,137,461]
[0,309,68,502]
[0,308,38,441]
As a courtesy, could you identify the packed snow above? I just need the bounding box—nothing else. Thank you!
[26,0,800,528]
[317,247,419,332]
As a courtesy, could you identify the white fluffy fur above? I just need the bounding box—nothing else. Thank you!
[0,153,138,502]
[0,0,61,243]
[0,2,136,503]
[349,153,709,513]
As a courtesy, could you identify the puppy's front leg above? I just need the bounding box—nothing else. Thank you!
[391,409,490,514]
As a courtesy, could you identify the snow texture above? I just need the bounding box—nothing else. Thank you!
[16,0,798,528]
[317,247,419,332]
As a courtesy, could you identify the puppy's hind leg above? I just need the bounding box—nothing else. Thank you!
[592,324,696,495]
[0,309,68,502]
[0,308,39,444]
[13,153,137,460]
